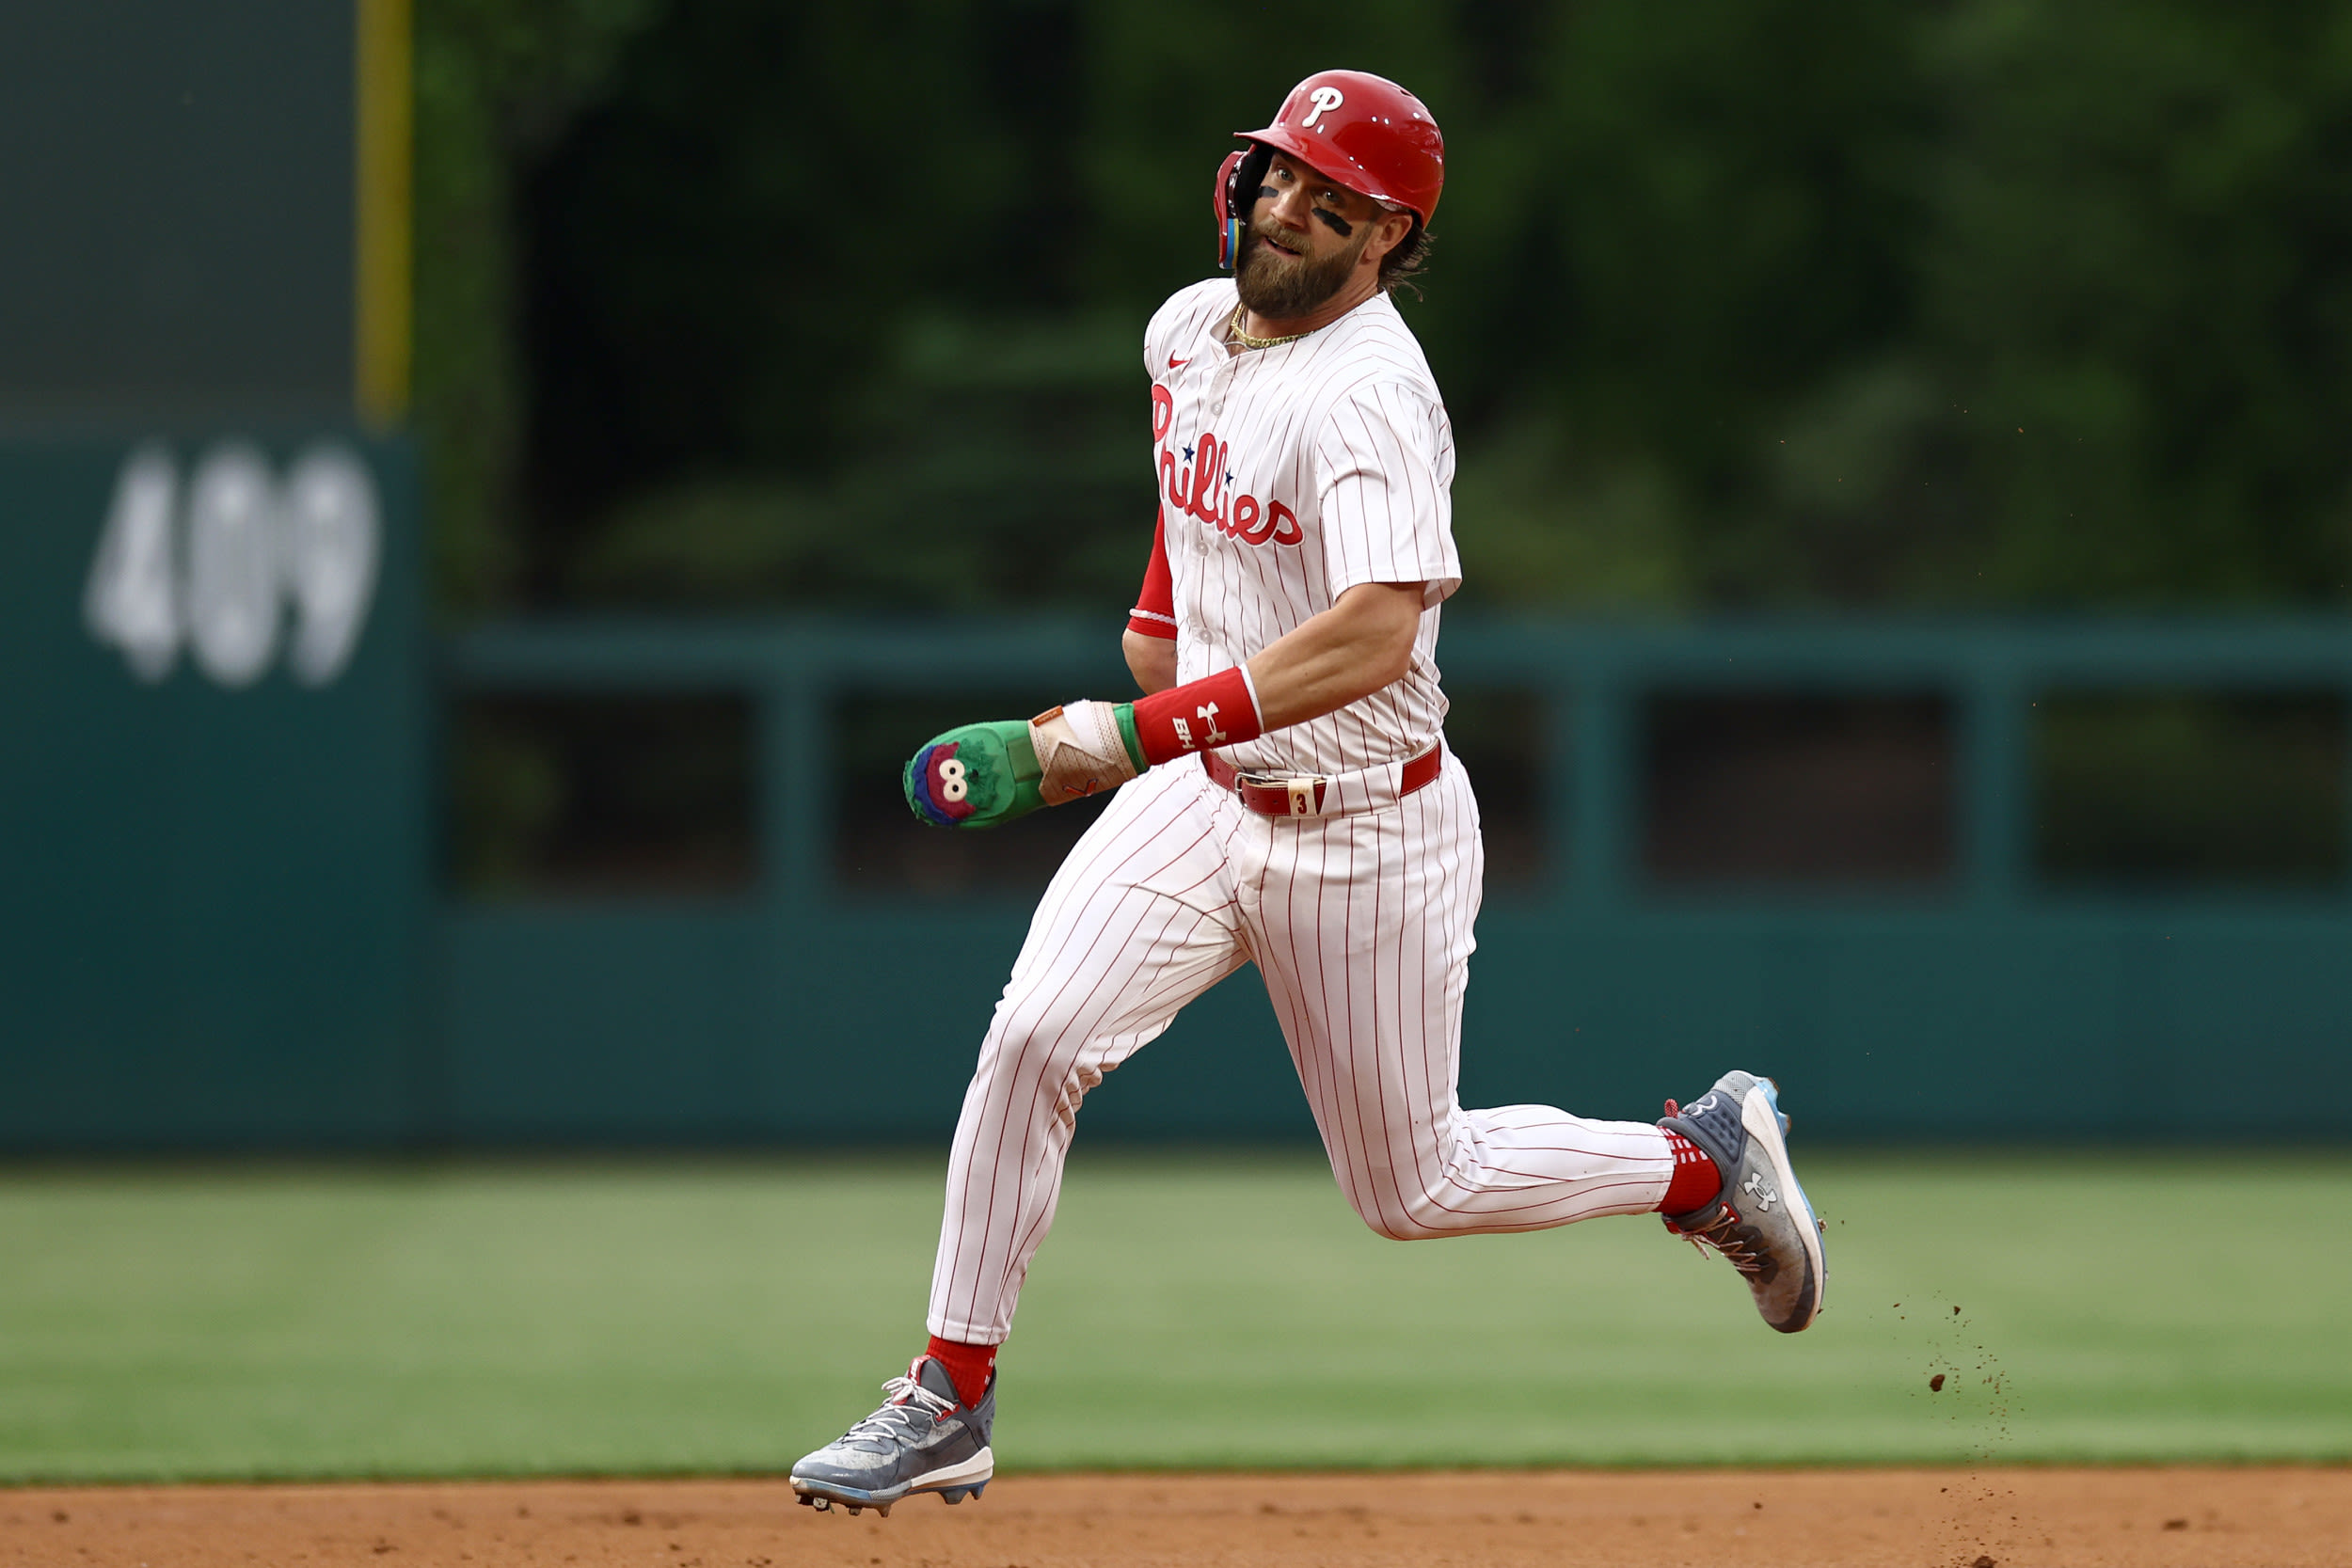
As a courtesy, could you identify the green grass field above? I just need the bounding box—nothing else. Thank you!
[0,1151,2344,1482]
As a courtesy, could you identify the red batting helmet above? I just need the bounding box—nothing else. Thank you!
[1215,70,1445,269]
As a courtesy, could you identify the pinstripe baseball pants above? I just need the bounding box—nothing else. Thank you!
[927,750,1676,1345]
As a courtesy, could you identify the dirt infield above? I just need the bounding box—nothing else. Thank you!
[1,1467,2344,1568]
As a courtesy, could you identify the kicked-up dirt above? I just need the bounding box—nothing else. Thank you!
[0,1465,2345,1567]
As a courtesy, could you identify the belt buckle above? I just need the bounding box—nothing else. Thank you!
[1239,770,1325,816]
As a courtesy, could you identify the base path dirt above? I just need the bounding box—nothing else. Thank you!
[2,1467,2346,1568]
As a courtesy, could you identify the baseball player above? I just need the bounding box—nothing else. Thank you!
[789,69,1825,1518]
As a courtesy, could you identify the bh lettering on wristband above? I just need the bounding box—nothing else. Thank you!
[1127,665,1264,766]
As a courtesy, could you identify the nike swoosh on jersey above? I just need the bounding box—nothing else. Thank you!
[1168,356,1189,368]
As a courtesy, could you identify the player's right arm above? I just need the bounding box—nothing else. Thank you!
[1123,509,1179,694]
[1123,631,1176,695]
[902,505,1183,829]
[899,293,1207,829]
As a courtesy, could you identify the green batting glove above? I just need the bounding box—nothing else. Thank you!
[904,719,1045,830]
[903,702,1145,830]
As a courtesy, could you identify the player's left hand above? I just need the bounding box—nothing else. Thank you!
[904,702,1145,829]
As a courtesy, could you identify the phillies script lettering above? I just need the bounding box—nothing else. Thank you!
[1152,384,1301,548]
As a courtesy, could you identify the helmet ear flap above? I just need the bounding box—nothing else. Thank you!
[1215,144,1272,269]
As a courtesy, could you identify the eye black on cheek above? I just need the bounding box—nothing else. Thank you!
[1311,208,1354,238]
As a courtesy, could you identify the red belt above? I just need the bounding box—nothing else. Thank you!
[1201,745,1442,817]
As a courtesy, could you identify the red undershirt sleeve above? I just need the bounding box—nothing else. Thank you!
[1127,508,1178,641]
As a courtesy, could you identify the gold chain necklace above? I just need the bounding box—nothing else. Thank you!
[1229,304,1315,351]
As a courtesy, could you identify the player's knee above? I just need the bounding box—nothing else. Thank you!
[1343,1190,1445,1243]
[977,995,1078,1071]
[972,1009,1110,1117]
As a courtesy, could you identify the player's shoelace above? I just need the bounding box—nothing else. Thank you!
[1674,1204,1769,1278]
[840,1373,957,1445]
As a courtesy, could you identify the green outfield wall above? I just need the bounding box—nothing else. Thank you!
[3,454,2347,1149]
[432,620,2352,1147]
[0,436,428,1148]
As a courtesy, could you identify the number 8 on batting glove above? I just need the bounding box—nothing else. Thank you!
[904,701,1146,830]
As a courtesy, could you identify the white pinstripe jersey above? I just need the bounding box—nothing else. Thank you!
[1144,277,1460,777]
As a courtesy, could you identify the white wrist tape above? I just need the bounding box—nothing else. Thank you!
[1029,700,1139,806]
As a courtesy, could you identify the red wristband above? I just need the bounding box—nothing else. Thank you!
[1130,666,1264,765]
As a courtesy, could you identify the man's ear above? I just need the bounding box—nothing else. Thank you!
[1363,208,1416,268]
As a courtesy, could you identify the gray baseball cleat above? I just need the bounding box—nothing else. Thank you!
[790,1355,994,1516]
[1659,1070,1826,1333]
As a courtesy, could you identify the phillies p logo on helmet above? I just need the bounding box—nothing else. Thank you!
[1300,85,1345,128]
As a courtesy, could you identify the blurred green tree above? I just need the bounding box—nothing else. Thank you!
[413,0,663,610]
[1924,4,2352,606]
[412,0,2352,616]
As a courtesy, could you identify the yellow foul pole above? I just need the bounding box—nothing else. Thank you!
[355,0,413,427]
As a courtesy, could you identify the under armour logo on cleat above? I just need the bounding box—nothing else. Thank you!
[1741,1172,1780,1212]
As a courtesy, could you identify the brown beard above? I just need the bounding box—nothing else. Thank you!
[1233,219,1371,320]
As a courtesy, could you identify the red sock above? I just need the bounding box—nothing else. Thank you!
[1659,1129,1722,1214]
[924,1336,996,1407]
